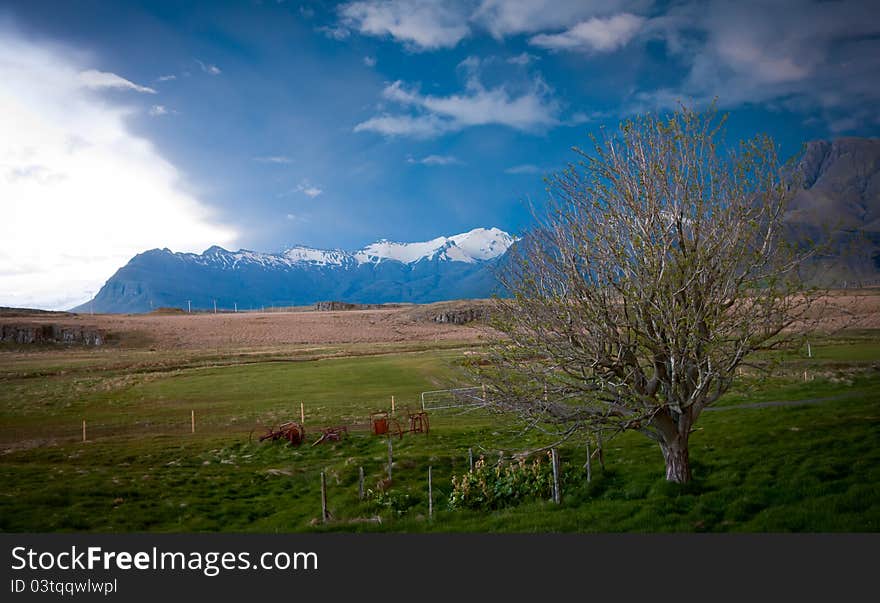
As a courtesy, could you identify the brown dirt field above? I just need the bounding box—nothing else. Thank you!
[799,289,880,331]
[0,292,877,352]
[0,301,496,350]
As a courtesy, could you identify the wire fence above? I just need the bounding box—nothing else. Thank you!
[0,412,244,448]
[0,390,476,449]
[420,386,487,410]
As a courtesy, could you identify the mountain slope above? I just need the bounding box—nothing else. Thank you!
[787,137,880,284]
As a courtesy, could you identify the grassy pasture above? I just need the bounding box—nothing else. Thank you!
[0,333,878,532]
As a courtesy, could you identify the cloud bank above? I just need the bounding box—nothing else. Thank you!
[0,30,236,310]
[355,67,560,138]
[529,13,645,53]
[335,0,880,132]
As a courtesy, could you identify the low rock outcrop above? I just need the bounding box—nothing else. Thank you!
[430,307,489,325]
[0,324,104,345]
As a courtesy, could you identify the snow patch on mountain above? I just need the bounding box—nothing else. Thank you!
[354,227,515,265]
[449,227,516,261]
[282,246,349,266]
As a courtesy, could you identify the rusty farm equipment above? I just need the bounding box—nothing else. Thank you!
[407,410,429,434]
[257,421,306,447]
[370,411,403,438]
[311,425,349,446]
[253,404,429,449]
[370,409,429,439]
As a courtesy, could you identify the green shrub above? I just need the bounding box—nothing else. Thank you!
[449,453,555,510]
[367,488,417,517]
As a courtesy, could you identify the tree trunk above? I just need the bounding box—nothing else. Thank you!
[660,435,691,484]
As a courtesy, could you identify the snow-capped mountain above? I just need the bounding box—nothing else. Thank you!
[73,228,516,313]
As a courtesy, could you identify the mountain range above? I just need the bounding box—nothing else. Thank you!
[75,137,880,314]
[74,227,515,313]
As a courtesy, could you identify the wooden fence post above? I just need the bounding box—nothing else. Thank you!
[358,466,365,501]
[428,466,433,519]
[387,438,393,482]
[300,402,305,424]
[391,395,395,415]
[551,448,561,504]
[82,419,86,443]
[191,410,195,434]
[597,433,606,471]
[320,471,329,523]
[468,448,474,472]
[584,440,592,483]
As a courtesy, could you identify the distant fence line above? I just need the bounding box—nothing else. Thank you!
[1,390,483,449]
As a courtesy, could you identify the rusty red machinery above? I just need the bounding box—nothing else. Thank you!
[407,410,429,434]
[370,409,429,438]
[370,410,403,438]
[311,425,349,446]
[257,421,305,447]
[255,406,429,448]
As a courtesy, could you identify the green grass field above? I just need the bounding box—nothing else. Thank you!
[1,334,878,532]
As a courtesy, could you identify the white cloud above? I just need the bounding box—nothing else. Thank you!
[406,154,463,166]
[504,164,544,174]
[355,75,559,138]
[156,74,177,82]
[354,113,451,138]
[317,25,351,40]
[148,104,168,116]
[363,55,377,67]
[507,52,538,65]
[529,13,645,52]
[77,69,157,94]
[195,59,221,75]
[338,0,471,50]
[472,0,647,38]
[0,30,236,310]
[254,155,295,164]
[295,180,323,197]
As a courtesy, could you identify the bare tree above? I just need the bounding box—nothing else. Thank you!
[479,106,816,484]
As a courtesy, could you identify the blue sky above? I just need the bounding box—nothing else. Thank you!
[2,0,879,309]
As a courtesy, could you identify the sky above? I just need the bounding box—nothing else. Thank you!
[2,0,879,310]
